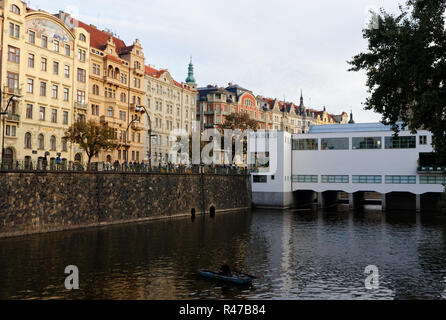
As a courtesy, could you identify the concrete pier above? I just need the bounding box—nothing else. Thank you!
[318,191,339,209]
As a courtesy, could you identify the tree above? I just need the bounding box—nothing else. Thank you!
[348,0,446,159]
[223,112,259,131]
[64,120,119,164]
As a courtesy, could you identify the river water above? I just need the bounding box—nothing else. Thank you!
[1,206,446,300]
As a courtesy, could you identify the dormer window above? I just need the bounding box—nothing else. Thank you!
[79,33,86,41]
[10,5,20,14]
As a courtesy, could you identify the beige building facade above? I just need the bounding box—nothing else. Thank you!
[144,63,197,164]
[0,1,90,166]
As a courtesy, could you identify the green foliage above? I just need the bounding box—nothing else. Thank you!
[349,0,446,160]
[64,120,119,163]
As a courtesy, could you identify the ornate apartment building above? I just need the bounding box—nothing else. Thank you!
[0,1,89,166]
[197,84,349,133]
[71,17,146,164]
[143,59,197,164]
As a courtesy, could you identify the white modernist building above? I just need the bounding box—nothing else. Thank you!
[248,123,445,212]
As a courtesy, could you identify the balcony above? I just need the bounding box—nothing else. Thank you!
[3,86,21,96]
[204,111,214,115]
[75,102,88,111]
[5,113,20,122]
[131,123,144,131]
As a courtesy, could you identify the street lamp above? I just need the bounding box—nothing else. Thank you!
[1,92,21,168]
[135,105,156,168]
[123,117,140,163]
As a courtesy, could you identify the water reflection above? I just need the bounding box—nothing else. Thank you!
[0,206,446,300]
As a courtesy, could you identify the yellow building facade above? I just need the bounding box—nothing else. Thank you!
[0,1,89,166]
[76,18,146,164]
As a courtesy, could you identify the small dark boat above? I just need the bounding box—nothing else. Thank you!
[198,269,254,285]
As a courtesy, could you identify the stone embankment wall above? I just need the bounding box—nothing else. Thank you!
[0,172,252,238]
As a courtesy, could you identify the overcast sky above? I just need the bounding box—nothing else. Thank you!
[31,0,403,123]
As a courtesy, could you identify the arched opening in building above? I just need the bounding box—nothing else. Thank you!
[106,155,112,163]
[209,206,216,217]
[74,153,82,163]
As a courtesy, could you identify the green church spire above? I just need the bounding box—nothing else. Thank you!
[185,57,196,84]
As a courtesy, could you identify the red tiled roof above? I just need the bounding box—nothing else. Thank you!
[145,65,196,92]
[77,20,127,54]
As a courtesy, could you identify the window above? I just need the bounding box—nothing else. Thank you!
[91,105,99,116]
[9,23,19,38]
[5,125,16,137]
[64,65,70,78]
[65,44,70,56]
[10,5,20,14]
[7,72,19,89]
[79,33,86,41]
[120,93,126,103]
[53,40,59,52]
[53,61,59,75]
[63,111,69,124]
[384,136,416,149]
[39,107,45,120]
[420,175,446,184]
[40,82,47,96]
[352,175,382,184]
[137,133,141,143]
[385,176,416,184]
[50,136,56,151]
[352,137,382,149]
[28,54,34,68]
[8,46,20,63]
[92,84,99,95]
[77,90,85,104]
[78,49,86,62]
[29,30,35,43]
[107,107,114,117]
[419,136,427,145]
[51,109,57,123]
[92,63,100,75]
[63,88,69,101]
[119,111,126,121]
[26,104,33,119]
[42,35,48,48]
[77,68,86,82]
[38,134,45,149]
[321,175,349,183]
[292,138,318,150]
[253,175,267,183]
[27,79,34,93]
[25,133,32,149]
[321,138,349,150]
[292,175,318,183]
[62,138,68,152]
[41,58,47,71]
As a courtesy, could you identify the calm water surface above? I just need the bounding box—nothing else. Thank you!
[1,206,446,300]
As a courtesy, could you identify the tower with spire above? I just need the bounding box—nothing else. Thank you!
[185,57,196,84]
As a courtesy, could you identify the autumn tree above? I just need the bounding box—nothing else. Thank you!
[223,112,259,131]
[348,0,446,159]
[64,120,119,164]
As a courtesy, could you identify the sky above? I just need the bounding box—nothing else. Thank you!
[30,0,404,123]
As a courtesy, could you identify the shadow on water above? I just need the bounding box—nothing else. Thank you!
[0,206,446,300]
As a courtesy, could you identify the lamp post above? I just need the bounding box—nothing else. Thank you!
[0,89,21,169]
[135,105,155,168]
[123,117,140,163]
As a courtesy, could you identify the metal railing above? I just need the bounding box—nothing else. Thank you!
[0,160,250,175]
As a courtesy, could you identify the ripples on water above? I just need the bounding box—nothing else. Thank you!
[1,205,446,300]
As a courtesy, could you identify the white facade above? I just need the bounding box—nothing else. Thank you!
[249,123,444,208]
